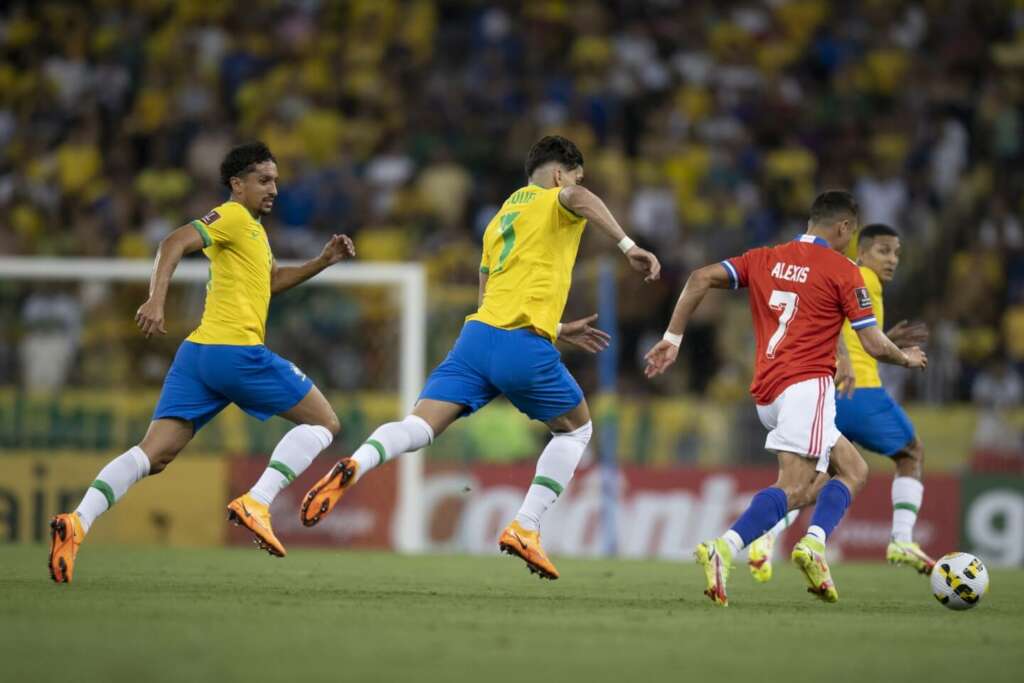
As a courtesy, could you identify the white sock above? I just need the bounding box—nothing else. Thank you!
[891,476,923,543]
[514,421,591,531]
[350,415,434,479]
[74,446,151,533]
[722,529,744,556]
[766,509,800,538]
[249,425,333,505]
[806,525,827,543]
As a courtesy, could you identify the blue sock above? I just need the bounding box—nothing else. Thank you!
[729,487,788,546]
[808,479,852,539]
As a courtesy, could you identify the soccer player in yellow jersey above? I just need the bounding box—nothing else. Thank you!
[747,223,935,581]
[300,135,661,579]
[48,142,356,582]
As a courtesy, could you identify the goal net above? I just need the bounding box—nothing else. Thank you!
[0,256,427,552]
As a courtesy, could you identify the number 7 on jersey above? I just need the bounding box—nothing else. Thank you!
[767,290,799,359]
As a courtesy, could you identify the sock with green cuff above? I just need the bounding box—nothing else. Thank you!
[249,424,333,505]
[74,446,151,533]
[891,476,923,543]
[514,421,592,532]
[349,415,435,479]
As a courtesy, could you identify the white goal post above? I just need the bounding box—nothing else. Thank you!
[0,257,428,553]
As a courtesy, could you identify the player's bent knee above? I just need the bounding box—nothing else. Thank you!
[908,438,924,463]
[555,420,592,445]
[146,448,181,475]
[848,456,869,493]
[320,412,341,437]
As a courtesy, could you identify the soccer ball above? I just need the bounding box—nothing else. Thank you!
[931,552,989,610]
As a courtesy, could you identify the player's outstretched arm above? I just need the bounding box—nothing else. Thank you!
[856,326,927,369]
[271,234,355,295]
[644,263,731,378]
[556,314,611,354]
[136,224,206,338]
[557,185,660,282]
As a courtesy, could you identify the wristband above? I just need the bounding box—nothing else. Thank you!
[663,331,683,347]
[617,236,636,254]
[556,323,563,338]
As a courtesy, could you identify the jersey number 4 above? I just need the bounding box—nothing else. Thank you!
[767,290,799,359]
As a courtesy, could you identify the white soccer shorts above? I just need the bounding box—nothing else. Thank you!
[755,375,839,471]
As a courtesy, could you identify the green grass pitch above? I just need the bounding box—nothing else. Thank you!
[2,544,1022,683]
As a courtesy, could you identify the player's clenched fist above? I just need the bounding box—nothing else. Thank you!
[320,234,356,265]
[643,339,679,378]
[135,298,167,338]
[902,346,927,369]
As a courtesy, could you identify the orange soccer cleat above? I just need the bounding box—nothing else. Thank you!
[300,458,359,527]
[498,520,560,580]
[227,493,286,557]
[49,512,86,584]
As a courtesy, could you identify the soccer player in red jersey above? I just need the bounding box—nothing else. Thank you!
[644,191,927,605]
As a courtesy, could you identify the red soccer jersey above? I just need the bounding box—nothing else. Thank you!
[722,234,877,404]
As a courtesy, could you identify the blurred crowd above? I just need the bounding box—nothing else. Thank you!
[1,0,1023,433]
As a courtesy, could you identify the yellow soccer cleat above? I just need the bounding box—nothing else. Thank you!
[695,539,733,606]
[300,458,359,527]
[48,512,86,584]
[498,520,559,580]
[886,540,936,575]
[791,536,839,603]
[748,532,775,583]
[227,493,286,557]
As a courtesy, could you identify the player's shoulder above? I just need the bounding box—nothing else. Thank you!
[813,246,860,273]
[858,265,882,288]
[215,200,251,221]
[735,244,773,261]
[196,201,251,236]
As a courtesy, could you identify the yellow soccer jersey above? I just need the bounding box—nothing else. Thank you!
[186,201,274,346]
[842,265,884,388]
[467,185,587,341]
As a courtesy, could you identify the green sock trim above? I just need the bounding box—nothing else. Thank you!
[894,502,919,514]
[532,475,564,496]
[90,480,116,509]
[268,460,296,483]
[366,439,387,467]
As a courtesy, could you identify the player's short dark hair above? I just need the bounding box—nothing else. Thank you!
[220,142,276,188]
[525,135,584,178]
[858,223,900,248]
[808,190,858,226]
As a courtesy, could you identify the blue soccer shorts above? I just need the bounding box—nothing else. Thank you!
[153,341,313,432]
[835,386,916,456]
[419,321,584,422]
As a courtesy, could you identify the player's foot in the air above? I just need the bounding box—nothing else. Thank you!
[498,520,559,580]
[886,539,935,575]
[227,493,286,557]
[300,457,359,527]
[748,532,775,583]
[695,538,732,606]
[49,512,85,583]
[791,536,838,603]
